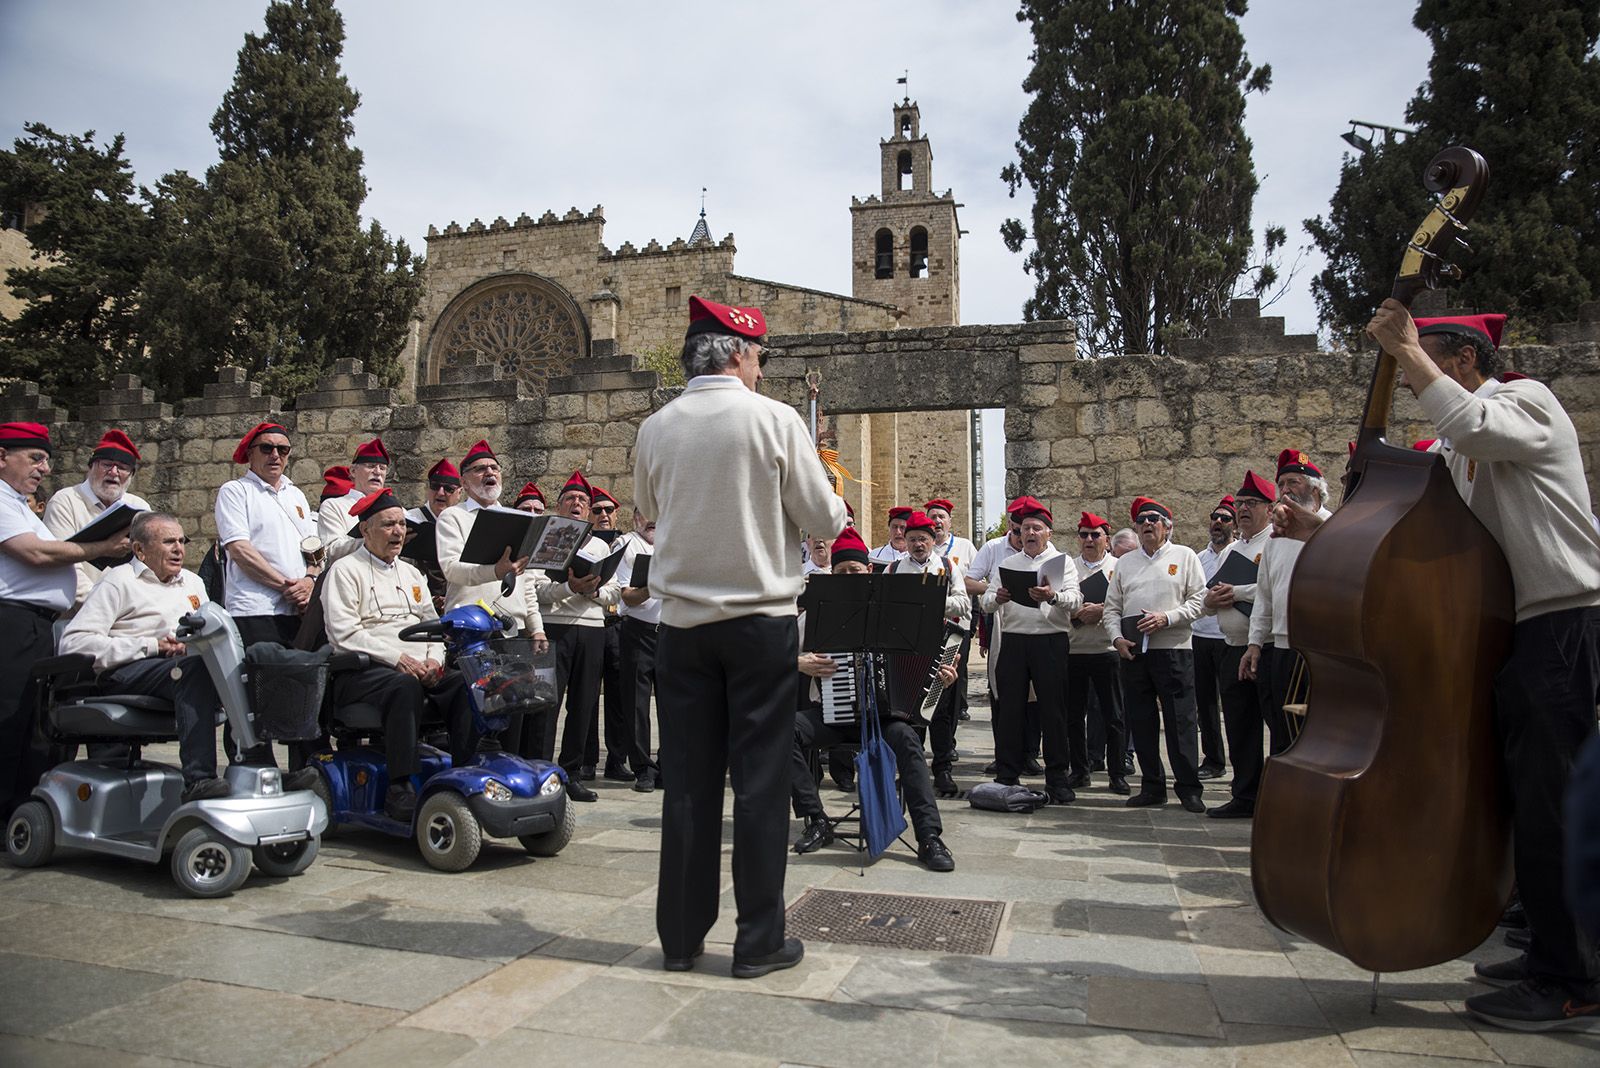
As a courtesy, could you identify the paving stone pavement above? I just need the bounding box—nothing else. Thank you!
[2,669,1596,1067]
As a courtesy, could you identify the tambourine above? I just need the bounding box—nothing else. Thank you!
[300,535,326,567]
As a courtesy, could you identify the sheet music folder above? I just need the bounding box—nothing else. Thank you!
[800,573,948,656]
[68,500,143,569]
[1207,551,1258,617]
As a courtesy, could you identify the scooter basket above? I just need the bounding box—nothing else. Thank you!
[243,643,330,741]
[457,638,557,732]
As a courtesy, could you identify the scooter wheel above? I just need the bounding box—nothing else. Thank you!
[253,835,319,878]
[6,800,55,868]
[306,772,341,838]
[171,826,253,898]
[518,798,576,857]
[415,792,482,872]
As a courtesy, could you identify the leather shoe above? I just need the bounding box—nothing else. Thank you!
[1474,953,1530,988]
[1125,791,1168,808]
[384,782,417,821]
[1067,772,1091,789]
[933,768,959,798]
[579,764,597,781]
[566,779,598,802]
[663,941,705,972]
[732,936,804,979]
[793,816,834,854]
[1179,794,1206,814]
[1047,785,1076,804]
[918,835,955,872]
[983,760,998,775]
[632,768,658,793]
[1108,777,1131,796]
[181,777,231,802]
[1207,798,1254,819]
[1504,926,1531,950]
[603,761,636,782]
[283,766,321,792]
[1122,755,1136,775]
[1090,759,1106,772]
[1022,757,1044,776]
[1197,764,1225,780]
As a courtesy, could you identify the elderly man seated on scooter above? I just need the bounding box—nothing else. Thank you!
[59,512,231,802]
[322,489,474,821]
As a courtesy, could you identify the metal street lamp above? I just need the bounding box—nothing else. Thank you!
[1341,120,1418,154]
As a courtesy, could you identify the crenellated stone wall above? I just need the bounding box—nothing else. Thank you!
[6,299,1598,558]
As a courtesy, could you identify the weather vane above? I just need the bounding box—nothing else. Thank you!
[700,186,707,218]
[898,69,909,104]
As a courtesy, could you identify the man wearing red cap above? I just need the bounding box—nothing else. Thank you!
[318,437,390,565]
[1242,450,1333,761]
[401,460,461,614]
[869,505,912,567]
[1368,302,1600,1029]
[923,498,980,730]
[617,507,662,790]
[964,500,1037,787]
[1190,496,1238,781]
[41,428,151,612]
[513,482,545,514]
[0,422,131,816]
[1103,496,1209,812]
[635,294,846,978]
[1067,510,1130,794]
[322,489,475,820]
[978,498,1082,800]
[1202,472,1276,819]
[580,483,633,783]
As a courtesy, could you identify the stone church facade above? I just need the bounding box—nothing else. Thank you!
[409,100,976,547]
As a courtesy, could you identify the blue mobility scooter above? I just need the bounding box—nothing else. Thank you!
[5,603,328,897]
[307,604,573,871]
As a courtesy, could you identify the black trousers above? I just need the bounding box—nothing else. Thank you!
[540,622,604,773]
[583,618,627,768]
[1493,606,1600,986]
[1067,651,1126,777]
[656,615,796,961]
[993,630,1071,790]
[0,603,57,819]
[229,614,301,766]
[619,617,660,772]
[1121,647,1202,798]
[927,670,962,774]
[790,705,941,843]
[101,656,221,784]
[1192,636,1228,769]
[328,666,473,778]
[1217,644,1263,803]
[1255,643,1300,756]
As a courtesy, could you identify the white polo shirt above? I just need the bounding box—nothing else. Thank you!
[42,479,151,609]
[317,487,366,564]
[214,470,314,618]
[1191,543,1231,641]
[59,558,208,672]
[0,481,74,613]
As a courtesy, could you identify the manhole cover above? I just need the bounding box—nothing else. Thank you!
[785,888,1004,954]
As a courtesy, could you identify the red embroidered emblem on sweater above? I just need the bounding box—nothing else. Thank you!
[1168,564,1178,576]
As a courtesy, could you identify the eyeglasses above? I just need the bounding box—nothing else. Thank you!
[255,443,292,456]
[92,460,134,474]
[464,463,500,476]
[1077,530,1103,539]
[1135,514,1165,525]
[591,505,616,515]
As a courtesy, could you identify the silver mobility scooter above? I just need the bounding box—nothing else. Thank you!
[5,603,328,897]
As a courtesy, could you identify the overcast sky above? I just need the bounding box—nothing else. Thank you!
[0,0,1433,517]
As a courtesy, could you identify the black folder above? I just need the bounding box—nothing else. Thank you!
[461,508,589,572]
[800,572,948,656]
[547,536,627,583]
[399,517,439,568]
[997,565,1042,607]
[627,552,651,589]
[1079,569,1109,604]
[69,501,143,569]
[591,528,623,545]
[1207,550,1258,617]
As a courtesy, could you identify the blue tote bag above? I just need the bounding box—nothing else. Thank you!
[855,654,908,858]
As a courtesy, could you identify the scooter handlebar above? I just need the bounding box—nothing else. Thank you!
[175,611,206,639]
[398,620,446,642]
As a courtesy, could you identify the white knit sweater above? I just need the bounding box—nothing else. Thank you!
[1102,539,1208,651]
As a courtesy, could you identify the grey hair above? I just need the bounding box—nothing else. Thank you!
[1110,527,1138,552]
[680,333,751,379]
[130,511,181,547]
[1307,476,1329,506]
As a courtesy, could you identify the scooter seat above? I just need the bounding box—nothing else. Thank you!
[52,698,178,739]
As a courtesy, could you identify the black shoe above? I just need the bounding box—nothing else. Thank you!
[1505,926,1531,950]
[1465,978,1600,1033]
[1179,794,1206,814]
[732,937,804,979]
[1197,764,1225,780]
[632,768,658,793]
[384,782,417,821]
[1090,759,1106,772]
[1047,786,1076,804]
[181,777,231,802]
[918,835,955,872]
[566,779,598,802]
[603,761,636,782]
[957,708,971,722]
[579,764,597,782]
[1207,798,1254,819]
[1022,758,1044,776]
[663,941,705,972]
[1067,772,1091,789]
[1474,954,1531,989]
[283,766,321,792]
[1126,791,1168,808]
[1108,777,1131,796]
[793,816,834,855]
[1123,755,1136,775]
[933,768,959,798]
[983,760,998,775]
[1499,900,1527,929]
[828,752,855,791]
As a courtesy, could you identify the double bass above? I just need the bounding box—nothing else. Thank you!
[1250,147,1516,973]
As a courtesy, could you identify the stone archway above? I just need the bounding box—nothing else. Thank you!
[426,272,591,393]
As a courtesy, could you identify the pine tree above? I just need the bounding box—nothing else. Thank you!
[1000,0,1272,355]
[141,0,422,397]
[1307,0,1600,340]
[0,125,152,410]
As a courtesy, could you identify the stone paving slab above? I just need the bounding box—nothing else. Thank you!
[4,688,1599,1067]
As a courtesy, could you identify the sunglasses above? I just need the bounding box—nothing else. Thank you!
[1135,514,1166,525]
[1077,530,1103,539]
[254,443,292,456]
[591,505,617,515]
[428,480,458,491]
[1210,513,1234,523]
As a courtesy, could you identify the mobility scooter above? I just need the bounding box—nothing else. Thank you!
[5,603,328,897]
[307,604,573,871]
